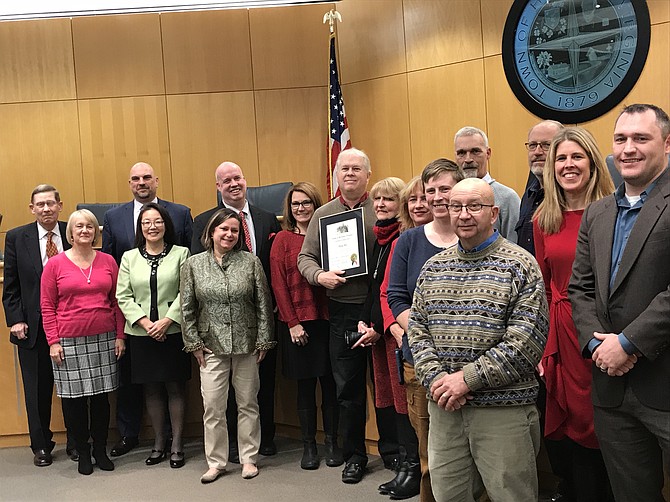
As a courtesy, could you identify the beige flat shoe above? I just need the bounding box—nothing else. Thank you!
[241,463,258,479]
[200,467,225,484]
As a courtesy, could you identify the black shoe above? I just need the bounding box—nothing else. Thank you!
[78,447,93,475]
[110,436,139,457]
[383,455,402,473]
[145,449,166,465]
[169,451,185,469]
[259,441,277,456]
[300,442,319,470]
[228,445,240,464]
[66,448,79,462]
[33,449,52,467]
[379,468,409,495]
[93,447,115,471]
[341,462,365,484]
[324,436,344,467]
[388,462,421,500]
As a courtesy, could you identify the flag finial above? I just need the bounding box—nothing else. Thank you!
[322,9,342,34]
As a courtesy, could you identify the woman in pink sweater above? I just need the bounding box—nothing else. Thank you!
[41,209,125,476]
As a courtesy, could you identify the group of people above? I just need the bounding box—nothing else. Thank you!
[3,102,668,502]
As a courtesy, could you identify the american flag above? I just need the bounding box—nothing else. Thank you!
[327,32,350,199]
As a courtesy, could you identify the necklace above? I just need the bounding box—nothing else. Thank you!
[79,263,93,284]
[373,243,390,280]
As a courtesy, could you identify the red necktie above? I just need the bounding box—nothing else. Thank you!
[239,211,253,253]
[46,231,59,259]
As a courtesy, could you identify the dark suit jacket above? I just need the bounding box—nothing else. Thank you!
[191,202,280,280]
[3,221,71,349]
[102,198,193,264]
[569,167,670,410]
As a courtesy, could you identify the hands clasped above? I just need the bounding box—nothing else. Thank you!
[592,332,638,377]
[430,371,473,412]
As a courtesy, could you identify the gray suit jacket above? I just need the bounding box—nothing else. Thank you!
[569,167,670,410]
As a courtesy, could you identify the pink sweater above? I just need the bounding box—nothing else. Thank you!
[41,251,126,346]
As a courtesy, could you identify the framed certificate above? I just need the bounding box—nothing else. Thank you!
[319,208,368,279]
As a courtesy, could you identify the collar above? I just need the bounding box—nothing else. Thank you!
[458,229,499,253]
[37,222,62,240]
[614,169,665,208]
[224,199,250,215]
[134,197,158,212]
[338,192,369,210]
[482,172,494,184]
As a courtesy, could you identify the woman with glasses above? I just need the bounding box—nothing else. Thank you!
[533,127,615,501]
[41,209,125,475]
[116,203,191,468]
[269,182,340,470]
[385,160,465,501]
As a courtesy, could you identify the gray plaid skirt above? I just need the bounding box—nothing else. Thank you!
[52,331,120,398]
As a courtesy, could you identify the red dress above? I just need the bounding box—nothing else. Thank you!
[533,210,599,448]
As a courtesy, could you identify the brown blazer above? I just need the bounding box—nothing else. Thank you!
[569,167,670,410]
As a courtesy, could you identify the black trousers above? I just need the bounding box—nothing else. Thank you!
[17,335,74,452]
[329,300,369,465]
[61,393,111,451]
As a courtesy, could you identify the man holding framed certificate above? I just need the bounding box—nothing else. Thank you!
[298,148,376,484]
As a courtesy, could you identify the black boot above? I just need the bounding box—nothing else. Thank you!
[322,406,344,467]
[92,445,115,471]
[297,409,319,470]
[379,467,409,495]
[388,461,421,500]
[77,444,93,476]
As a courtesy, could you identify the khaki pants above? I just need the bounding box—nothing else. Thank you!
[199,352,260,469]
[428,401,540,502]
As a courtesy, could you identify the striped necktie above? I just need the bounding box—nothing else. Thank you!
[239,211,253,253]
[46,231,59,259]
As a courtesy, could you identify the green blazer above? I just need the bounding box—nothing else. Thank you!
[116,245,190,336]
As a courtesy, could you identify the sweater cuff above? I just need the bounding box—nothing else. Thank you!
[256,340,277,351]
[462,363,484,392]
[183,340,205,353]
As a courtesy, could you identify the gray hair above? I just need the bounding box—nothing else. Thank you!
[335,148,371,173]
[454,126,489,147]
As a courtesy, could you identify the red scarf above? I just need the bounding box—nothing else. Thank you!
[373,218,400,245]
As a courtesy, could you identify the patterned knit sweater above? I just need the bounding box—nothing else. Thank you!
[408,234,548,407]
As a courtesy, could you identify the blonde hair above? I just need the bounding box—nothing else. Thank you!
[370,177,405,201]
[534,127,615,234]
[65,209,100,245]
[398,176,427,232]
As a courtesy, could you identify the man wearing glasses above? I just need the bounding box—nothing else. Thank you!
[515,120,564,255]
[102,162,193,457]
[408,177,548,501]
[454,126,521,241]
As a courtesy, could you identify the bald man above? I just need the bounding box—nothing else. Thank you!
[408,178,548,501]
[102,161,193,456]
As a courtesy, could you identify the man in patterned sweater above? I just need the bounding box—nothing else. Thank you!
[408,177,548,501]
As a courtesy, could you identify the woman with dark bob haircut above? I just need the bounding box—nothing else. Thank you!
[180,208,275,484]
[116,203,191,468]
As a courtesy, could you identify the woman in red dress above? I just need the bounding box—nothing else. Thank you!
[533,126,615,502]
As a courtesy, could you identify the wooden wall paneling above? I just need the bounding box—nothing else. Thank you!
[581,22,670,156]
[403,0,483,72]
[648,0,670,24]
[161,10,253,94]
[78,96,172,205]
[0,333,28,436]
[481,0,514,57]
[0,101,84,230]
[254,87,328,192]
[0,19,76,104]
[167,91,259,217]
[343,74,412,183]
[249,3,332,90]
[407,60,488,176]
[483,55,542,197]
[72,14,165,99]
[336,0,406,84]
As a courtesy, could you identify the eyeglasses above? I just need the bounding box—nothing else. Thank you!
[32,200,59,209]
[447,203,494,215]
[141,220,164,228]
[291,200,313,209]
[525,141,552,152]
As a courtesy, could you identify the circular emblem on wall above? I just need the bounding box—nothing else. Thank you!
[502,0,650,122]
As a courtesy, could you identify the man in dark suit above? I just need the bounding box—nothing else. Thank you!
[102,162,193,457]
[569,103,670,502]
[192,161,281,457]
[3,184,76,466]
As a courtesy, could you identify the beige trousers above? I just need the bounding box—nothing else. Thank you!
[199,352,260,469]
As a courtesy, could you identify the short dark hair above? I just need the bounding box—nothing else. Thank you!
[617,103,670,137]
[31,184,60,203]
[133,203,178,249]
[201,208,243,252]
[421,158,465,185]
